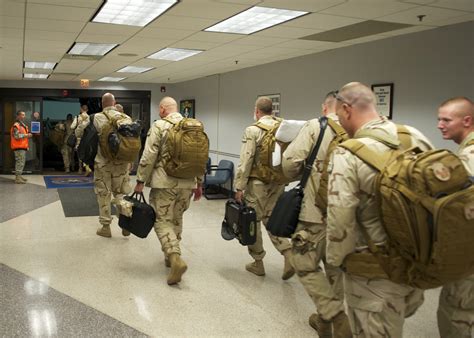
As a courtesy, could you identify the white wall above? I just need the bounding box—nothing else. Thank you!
[0,79,175,120]
[172,21,474,168]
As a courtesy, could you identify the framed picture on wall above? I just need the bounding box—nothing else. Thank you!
[371,83,393,119]
[258,93,281,117]
[180,99,195,118]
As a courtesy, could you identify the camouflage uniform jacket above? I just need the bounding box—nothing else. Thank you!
[458,131,474,174]
[75,106,131,165]
[73,111,90,145]
[235,115,281,191]
[136,112,200,189]
[281,113,339,224]
[326,118,433,267]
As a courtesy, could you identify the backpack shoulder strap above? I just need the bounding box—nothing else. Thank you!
[254,120,272,132]
[339,139,388,172]
[396,124,412,149]
[163,116,177,126]
[327,118,346,138]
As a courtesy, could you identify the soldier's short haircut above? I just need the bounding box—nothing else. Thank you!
[256,97,273,114]
[439,96,473,118]
[324,90,338,105]
[16,110,24,116]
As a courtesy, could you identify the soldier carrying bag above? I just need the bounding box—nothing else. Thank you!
[267,117,328,238]
[221,199,257,246]
[341,139,474,289]
[77,114,98,167]
[118,192,156,238]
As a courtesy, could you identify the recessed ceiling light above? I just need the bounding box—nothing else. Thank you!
[98,76,126,82]
[147,48,203,61]
[92,0,178,27]
[24,73,49,79]
[117,66,154,73]
[205,6,308,35]
[24,61,56,69]
[68,42,117,56]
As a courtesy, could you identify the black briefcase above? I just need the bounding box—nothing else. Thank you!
[221,199,257,246]
[118,192,156,238]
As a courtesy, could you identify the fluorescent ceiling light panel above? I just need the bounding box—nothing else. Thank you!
[205,6,308,34]
[98,76,126,82]
[147,48,202,61]
[23,73,49,79]
[117,66,154,73]
[68,42,117,56]
[92,0,178,27]
[24,61,56,69]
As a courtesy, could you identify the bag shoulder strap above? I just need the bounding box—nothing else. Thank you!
[327,118,346,138]
[396,124,412,149]
[300,116,328,188]
[339,139,388,172]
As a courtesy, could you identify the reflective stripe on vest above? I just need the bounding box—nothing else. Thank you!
[10,122,29,150]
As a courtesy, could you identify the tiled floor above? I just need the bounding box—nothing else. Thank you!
[0,174,441,337]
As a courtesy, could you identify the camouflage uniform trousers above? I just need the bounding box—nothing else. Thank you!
[343,274,418,338]
[437,274,474,338]
[244,179,291,260]
[149,188,192,257]
[94,161,131,226]
[14,149,26,176]
[60,143,74,170]
[291,221,345,320]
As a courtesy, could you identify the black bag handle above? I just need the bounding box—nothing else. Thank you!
[299,116,329,189]
[130,191,147,204]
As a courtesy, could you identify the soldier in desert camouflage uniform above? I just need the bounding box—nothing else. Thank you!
[234,96,294,280]
[134,96,202,286]
[437,96,474,338]
[326,82,433,338]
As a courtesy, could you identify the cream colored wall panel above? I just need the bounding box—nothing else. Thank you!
[283,13,364,30]
[320,0,418,19]
[26,3,96,21]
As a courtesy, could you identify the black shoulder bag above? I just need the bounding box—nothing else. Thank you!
[266,116,328,238]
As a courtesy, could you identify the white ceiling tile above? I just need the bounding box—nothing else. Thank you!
[165,1,251,19]
[23,50,65,61]
[25,18,86,33]
[81,22,141,36]
[380,5,470,25]
[0,15,25,28]
[147,14,217,31]
[0,0,25,17]
[274,39,336,50]
[379,24,436,36]
[0,28,23,39]
[137,27,195,40]
[320,0,419,19]
[25,39,71,52]
[255,26,323,38]
[399,0,438,5]
[260,0,348,12]
[426,13,474,26]
[26,3,96,21]
[110,37,176,55]
[27,0,102,9]
[283,13,364,30]
[170,40,223,50]
[25,30,76,42]
[48,73,79,81]
[232,35,289,46]
[55,59,96,73]
[430,0,474,12]
[76,33,128,44]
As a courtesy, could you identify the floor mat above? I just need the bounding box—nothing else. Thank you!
[57,188,115,217]
[44,175,93,189]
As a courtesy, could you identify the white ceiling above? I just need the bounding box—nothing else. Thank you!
[0,0,472,84]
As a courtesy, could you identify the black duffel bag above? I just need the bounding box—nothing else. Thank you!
[67,133,77,148]
[118,192,156,238]
[267,117,328,238]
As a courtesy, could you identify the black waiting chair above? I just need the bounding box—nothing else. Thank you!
[204,159,234,200]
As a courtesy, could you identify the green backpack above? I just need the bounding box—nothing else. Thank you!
[249,117,290,185]
[341,138,474,289]
[99,111,142,162]
[163,117,209,179]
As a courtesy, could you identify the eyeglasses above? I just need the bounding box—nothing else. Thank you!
[335,93,352,107]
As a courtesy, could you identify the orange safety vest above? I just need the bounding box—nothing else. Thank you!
[10,121,29,150]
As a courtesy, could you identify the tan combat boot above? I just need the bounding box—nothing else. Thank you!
[15,175,26,184]
[332,311,352,338]
[167,253,187,285]
[96,225,111,238]
[245,260,265,276]
[282,249,295,280]
[19,176,28,182]
[164,256,171,268]
[309,313,332,338]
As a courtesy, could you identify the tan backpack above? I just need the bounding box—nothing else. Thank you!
[341,139,474,289]
[163,117,209,179]
[249,117,290,184]
[99,111,142,162]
